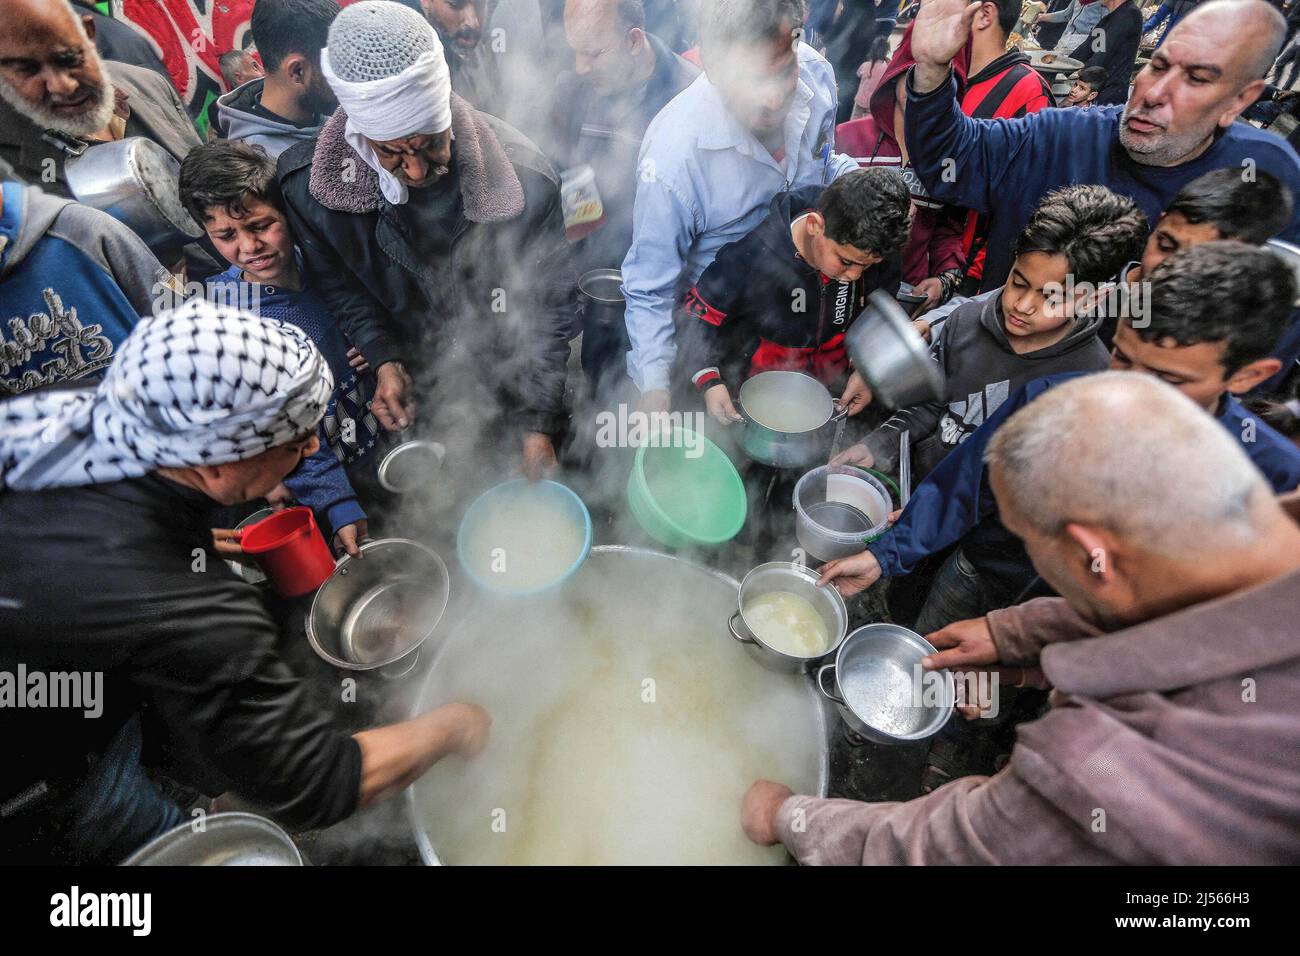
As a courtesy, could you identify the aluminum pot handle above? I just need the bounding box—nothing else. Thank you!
[816,663,846,706]
[727,611,757,645]
[829,401,850,423]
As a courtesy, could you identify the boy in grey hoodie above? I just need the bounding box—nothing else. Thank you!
[838,184,1148,479]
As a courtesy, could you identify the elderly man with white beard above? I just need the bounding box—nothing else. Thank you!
[0,0,201,198]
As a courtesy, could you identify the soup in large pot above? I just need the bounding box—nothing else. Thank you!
[409,547,828,865]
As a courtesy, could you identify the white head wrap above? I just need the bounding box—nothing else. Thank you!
[320,1,453,206]
[0,300,333,491]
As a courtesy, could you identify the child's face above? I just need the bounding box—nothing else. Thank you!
[203,196,295,285]
[1139,211,1221,277]
[805,213,882,282]
[1002,251,1073,337]
[1108,319,1230,412]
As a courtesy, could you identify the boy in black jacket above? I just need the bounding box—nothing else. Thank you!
[676,168,912,426]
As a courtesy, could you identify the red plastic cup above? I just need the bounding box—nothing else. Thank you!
[239,506,336,597]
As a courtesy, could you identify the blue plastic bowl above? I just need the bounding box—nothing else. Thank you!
[456,478,593,596]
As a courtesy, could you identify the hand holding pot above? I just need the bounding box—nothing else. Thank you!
[704,383,743,426]
[741,779,794,846]
[831,442,875,468]
[372,361,415,431]
[211,528,246,558]
[838,370,874,416]
[921,616,998,671]
[816,549,882,597]
[333,519,368,559]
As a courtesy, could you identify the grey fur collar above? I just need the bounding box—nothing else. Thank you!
[307,92,524,221]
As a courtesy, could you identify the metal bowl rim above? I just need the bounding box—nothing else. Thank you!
[306,537,450,670]
[737,370,836,434]
[736,561,849,661]
[830,622,955,741]
[119,811,302,866]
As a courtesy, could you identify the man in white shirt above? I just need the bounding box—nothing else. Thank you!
[620,0,858,412]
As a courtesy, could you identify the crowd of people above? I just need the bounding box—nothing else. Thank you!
[1,0,1299,865]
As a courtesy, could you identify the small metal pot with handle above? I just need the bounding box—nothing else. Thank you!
[306,538,450,678]
[735,371,848,468]
[728,562,848,673]
[816,623,954,744]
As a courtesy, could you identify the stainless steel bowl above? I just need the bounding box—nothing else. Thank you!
[306,538,449,672]
[376,431,446,494]
[816,623,954,744]
[120,812,302,866]
[63,137,202,252]
[844,290,943,409]
[728,561,849,672]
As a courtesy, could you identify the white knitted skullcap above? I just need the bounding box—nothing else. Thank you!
[327,0,441,83]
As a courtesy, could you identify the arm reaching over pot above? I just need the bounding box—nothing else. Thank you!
[354,703,491,809]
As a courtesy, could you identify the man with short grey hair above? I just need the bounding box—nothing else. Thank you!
[620,0,859,412]
[741,372,1300,864]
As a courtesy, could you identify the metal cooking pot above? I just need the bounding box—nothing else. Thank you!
[376,428,446,494]
[736,371,848,468]
[306,538,449,676]
[578,268,625,328]
[408,546,833,865]
[728,561,848,673]
[844,290,943,409]
[63,137,202,255]
[121,812,302,866]
[816,623,954,745]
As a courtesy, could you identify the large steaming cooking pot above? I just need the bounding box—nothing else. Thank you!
[63,137,202,255]
[407,546,831,865]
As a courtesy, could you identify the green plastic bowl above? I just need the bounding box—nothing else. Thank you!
[627,429,746,547]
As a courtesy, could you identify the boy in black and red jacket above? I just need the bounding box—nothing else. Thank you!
[676,168,912,426]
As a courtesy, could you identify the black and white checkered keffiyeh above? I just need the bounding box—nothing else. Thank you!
[0,300,333,490]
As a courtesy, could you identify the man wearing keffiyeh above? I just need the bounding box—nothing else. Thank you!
[0,300,489,865]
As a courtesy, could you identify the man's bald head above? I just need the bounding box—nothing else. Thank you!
[986,372,1278,626]
[1178,0,1287,82]
[0,0,115,137]
[564,0,652,96]
[1120,0,1284,166]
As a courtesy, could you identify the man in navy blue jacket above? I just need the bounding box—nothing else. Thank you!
[904,0,1300,387]
[905,0,1299,290]
[817,242,1300,629]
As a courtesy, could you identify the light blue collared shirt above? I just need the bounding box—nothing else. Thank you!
[620,43,858,393]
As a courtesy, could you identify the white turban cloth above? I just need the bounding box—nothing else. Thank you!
[0,300,333,491]
[321,46,453,206]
